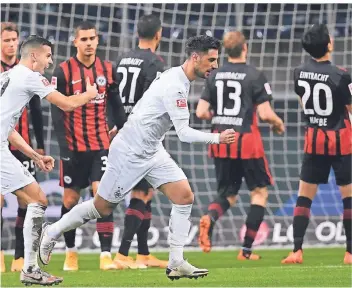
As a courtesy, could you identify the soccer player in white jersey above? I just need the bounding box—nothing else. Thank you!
[39,35,236,280]
[0,35,97,286]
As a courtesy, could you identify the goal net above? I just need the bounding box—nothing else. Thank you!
[1,3,351,251]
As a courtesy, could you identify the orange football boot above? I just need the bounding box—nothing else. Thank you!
[281,249,303,264]
[198,215,212,253]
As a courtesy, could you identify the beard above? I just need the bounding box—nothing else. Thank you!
[194,68,206,79]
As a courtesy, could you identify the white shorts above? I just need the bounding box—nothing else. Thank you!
[1,145,35,195]
[97,140,187,203]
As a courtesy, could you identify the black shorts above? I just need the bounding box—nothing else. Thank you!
[300,153,351,186]
[11,150,36,178]
[59,150,108,189]
[133,178,153,194]
[214,157,273,197]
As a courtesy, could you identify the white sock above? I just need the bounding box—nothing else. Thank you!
[23,203,46,271]
[48,199,101,239]
[100,251,111,258]
[66,247,77,253]
[168,203,192,268]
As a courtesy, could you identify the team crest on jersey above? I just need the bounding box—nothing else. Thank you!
[96,76,107,87]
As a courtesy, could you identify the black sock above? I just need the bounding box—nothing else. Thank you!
[137,201,151,255]
[243,205,265,250]
[119,198,145,256]
[207,197,230,223]
[61,205,76,248]
[96,213,114,252]
[14,208,27,259]
[343,197,352,254]
[293,196,312,252]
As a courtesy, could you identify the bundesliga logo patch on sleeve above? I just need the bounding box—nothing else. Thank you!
[42,78,51,87]
[264,83,272,95]
[51,76,57,89]
[348,83,352,96]
[176,98,187,108]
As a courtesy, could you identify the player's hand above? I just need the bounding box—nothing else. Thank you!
[109,126,118,141]
[34,155,55,172]
[35,148,45,156]
[219,129,236,144]
[272,119,285,135]
[85,77,98,99]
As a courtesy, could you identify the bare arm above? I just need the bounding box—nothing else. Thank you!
[196,99,213,120]
[45,78,97,112]
[257,101,285,134]
[8,130,42,162]
[8,130,55,172]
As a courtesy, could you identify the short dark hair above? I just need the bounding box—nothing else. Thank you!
[185,35,221,57]
[74,21,97,37]
[20,35,52,56]
[137,14,161,40]
[1,22,19,37]
[223,30,246,58]
[302,24,330,59]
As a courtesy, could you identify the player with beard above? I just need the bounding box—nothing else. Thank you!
[40,35,236,280]
[110,14,168,270]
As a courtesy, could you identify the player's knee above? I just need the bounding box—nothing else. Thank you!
[146,189,154,201]
[37,196,48,207]
[340,183,352,199]
[298,180,317,199]
[20,183,48,207]
[63,189,80,209]
[251,187,268,205]
[178,189,194,205]
[226,195,237,206]
[131,190,147,201]
[93,194,116,218]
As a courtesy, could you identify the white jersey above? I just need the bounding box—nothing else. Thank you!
[116,66,219,158]
[0,64,55,146]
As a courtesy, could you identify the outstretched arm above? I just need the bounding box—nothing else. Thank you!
[163,87,235,144]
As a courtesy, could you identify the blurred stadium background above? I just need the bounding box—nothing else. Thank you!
[1,3,351,251]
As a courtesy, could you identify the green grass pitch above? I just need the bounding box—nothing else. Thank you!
[2,248,351,287]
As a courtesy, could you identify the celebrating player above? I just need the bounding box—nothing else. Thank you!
[111,14,167,269]
[51,21,126,271]
[282,24,352,265]
[40,35,236,280]
[1,34,98,286]
[0,22,46,273]
[196,31,284,259]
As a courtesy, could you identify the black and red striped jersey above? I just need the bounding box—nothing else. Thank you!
[1,59,44,151]
[294,59,352,156]
[51,56,126,153]
[201,62,273,159]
